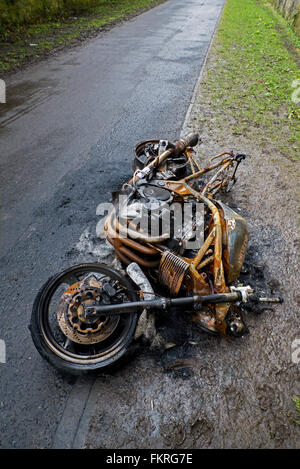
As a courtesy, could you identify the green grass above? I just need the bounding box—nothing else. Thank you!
[0,0,166,74]
[199,0,300,161]
[0,1,157,34]
[293,397,300,425]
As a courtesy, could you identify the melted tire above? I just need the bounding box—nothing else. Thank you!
[29,263,138,375]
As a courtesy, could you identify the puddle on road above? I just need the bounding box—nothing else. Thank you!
[0,78,60,129]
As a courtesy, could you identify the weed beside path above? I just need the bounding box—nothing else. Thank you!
[0,0,166,75]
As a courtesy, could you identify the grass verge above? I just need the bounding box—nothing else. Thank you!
[0,0,166,75]
[194,0,299,161]
[293,397,300,425]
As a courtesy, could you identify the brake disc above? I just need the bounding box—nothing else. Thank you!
[57,277,120,345]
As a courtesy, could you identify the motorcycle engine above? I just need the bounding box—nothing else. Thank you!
[117,181,204,255]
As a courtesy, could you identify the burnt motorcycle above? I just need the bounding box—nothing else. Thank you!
[30,133,281,375]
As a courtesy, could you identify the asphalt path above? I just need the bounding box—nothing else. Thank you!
[0,0,225,448]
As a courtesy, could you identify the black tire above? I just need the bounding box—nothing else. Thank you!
[29,263,138,375]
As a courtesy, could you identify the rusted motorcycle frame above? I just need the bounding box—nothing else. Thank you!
[103,133,251,337]
[30,133,281,375]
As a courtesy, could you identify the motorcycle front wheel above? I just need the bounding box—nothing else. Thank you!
[30,263,139,375]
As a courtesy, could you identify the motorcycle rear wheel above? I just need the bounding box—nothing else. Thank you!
[30,263,138,375]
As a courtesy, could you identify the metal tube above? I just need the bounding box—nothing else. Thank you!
[107,214,159,255]
[197,254,214,270]
[118,244,160,268]
[191,227,215,269]
[84,291,242,315]
[166,181,226,293]
[183,157,232,182]
[202,160,232,195]
[107,235,160,268]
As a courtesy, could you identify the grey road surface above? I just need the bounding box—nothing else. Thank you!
[0,0,225,448]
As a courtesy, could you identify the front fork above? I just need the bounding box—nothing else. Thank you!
[82,263,282,339]
[83,285,282,317]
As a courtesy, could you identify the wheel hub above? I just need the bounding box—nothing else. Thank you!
[57,277,119,344]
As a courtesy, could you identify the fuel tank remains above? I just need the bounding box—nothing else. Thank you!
[217,201,249,284]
